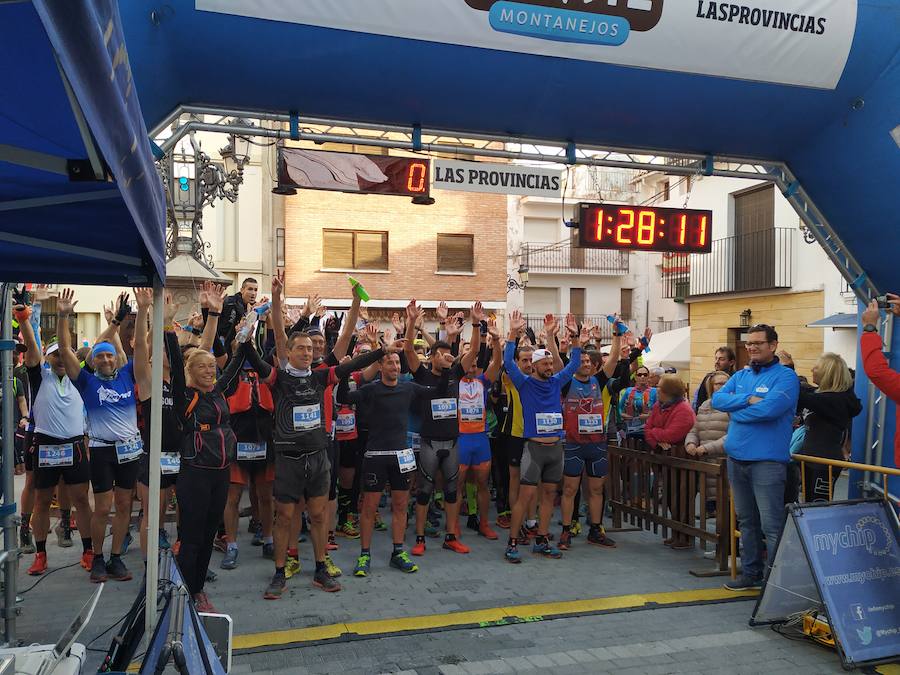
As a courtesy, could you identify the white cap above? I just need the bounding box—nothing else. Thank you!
[44,342,59,356]
[531,348,552,363]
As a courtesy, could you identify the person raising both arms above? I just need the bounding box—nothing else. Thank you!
[502,310,585,563]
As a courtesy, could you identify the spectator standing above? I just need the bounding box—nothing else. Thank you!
[685,371,731,519]
[712,324,799,591]
[694,347,736,412]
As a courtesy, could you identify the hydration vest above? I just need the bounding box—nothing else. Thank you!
[563,378,606,444]
[227,369,274,415]
[458,377,488,435]
[623,386,654,417]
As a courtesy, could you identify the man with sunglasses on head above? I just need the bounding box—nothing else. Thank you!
[712,324,798,592]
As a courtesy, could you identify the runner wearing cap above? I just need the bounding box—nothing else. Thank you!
[502,310,584,563]
[15,303,94,576]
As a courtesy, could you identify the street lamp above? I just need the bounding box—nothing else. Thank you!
[740,308,752,327]
[507,263,529,292]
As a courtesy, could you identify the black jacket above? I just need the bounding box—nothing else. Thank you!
[798,385,862,460]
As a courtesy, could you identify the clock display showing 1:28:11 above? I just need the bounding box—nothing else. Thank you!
[580,204,713,253]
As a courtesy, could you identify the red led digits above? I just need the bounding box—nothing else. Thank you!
[406,162,428,193]
[616,209,635,244]
[697,215,708,247]
[637,210,655,245]
[594,209,604,241]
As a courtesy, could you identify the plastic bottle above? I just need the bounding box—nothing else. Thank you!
[606,315,630,335]
[236,308,259,343]
[639,335,651,353]
[253,301,271,316]
[348,276,369,302]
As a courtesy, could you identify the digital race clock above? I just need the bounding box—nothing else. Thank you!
[578,203,713,253]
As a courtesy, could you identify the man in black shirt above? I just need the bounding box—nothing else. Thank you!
[337,348,449,577]
[216,277,258,349]
[404,299,483,556]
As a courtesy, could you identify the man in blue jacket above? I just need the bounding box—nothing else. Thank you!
[712,324,798,591]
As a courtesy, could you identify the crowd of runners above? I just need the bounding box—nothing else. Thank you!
[5,276,881,610]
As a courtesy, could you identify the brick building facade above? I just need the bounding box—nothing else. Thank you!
[282,186,508,317]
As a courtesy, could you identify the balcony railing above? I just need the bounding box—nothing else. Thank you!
[651,319,690,333]
[662,228,795,299]
[522,315,636,342]
[522,243,629,275]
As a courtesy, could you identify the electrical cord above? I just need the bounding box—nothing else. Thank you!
[18,561,81,595]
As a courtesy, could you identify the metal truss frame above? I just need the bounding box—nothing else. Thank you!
[151,104,892,488]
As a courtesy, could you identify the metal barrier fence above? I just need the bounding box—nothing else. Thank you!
[608,440,731,574]
[727,454,900,579]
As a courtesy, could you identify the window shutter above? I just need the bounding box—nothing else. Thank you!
[437,234,474,272]
[355,232,388,270]
[323,230,353,269]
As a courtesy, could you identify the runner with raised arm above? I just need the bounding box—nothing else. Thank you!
[242,272,390,599]
[56,289,149,583]
[502,310,584,563]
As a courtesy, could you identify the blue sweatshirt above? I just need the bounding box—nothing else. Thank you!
[503,341,581,439]
[711,359,799,463]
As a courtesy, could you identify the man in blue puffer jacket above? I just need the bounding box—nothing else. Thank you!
[712,324,799,591]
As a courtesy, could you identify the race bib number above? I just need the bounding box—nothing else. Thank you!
[292,404,321,431]
[115,436,143,464]
[397,448,417,474]
[535,412,563,434]
[160,452,181,475]
[460,402,485,422]
[38,443,74,468]
[431,398,458,420]
[578,414,604,435]
[237,442,267,461]
[335,412,356,434]
[407,432,421,452]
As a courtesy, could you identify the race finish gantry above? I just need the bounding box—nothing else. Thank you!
[1,0,898,667]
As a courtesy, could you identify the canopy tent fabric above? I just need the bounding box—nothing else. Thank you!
[0,0,165,285]
[807,313,857,329]
[641,326,691,372]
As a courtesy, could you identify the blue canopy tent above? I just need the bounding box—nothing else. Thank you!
[118,0,899,490]
[0,0,166,646]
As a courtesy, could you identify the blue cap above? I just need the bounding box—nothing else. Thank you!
[91,342,116,358]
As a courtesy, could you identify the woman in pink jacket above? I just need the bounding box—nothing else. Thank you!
[644,375,697,549]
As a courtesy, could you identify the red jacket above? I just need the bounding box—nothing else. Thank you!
[644,399,696,449]
[860,332,900,466]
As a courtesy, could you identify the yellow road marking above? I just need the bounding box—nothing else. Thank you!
[232,586,757,650]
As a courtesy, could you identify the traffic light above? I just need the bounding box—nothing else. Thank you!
[174,174,194,205]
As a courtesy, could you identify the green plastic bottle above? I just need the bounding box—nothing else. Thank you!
[348,276,369,302]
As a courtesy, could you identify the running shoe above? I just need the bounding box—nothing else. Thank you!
[80,549,94,571]
[264,572,286,600]
[532,540,563,559]
[326,532,338,551]
[172,540,181,556]
[205,569,218,583]
[55,522,73,548]
[389,550,418,573]
[570,521,583,538]
[262,542,275,560]
[442,537,470,554]
[495,512,511,530]
[193,592,216,613]
[478,523,499,540]
[411,538,426,556]
[106,556,133,581]
[525,523,540,539]
[213,535,227,554]
[121,530,133,555]
[337,520,360,538]
[324,555,342,578]
[284,555,301,579]
[158,529,171,550]
[27,552,47,576]
[466,515,480,532]
[19,526,35,554]
[374,512,387,532]
[247,516,260,533]
[313,567,342,592]
[353,553,371,577]
[424,523,441,538]
[587,528,617,548]
[90,556,108,583]
[517,526,532,545]
[558,530,572,551]
[504,545,522,564]
[251,523,264,546]
[220,547,239,570]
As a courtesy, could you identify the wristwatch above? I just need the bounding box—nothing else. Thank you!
[863,324,878,333]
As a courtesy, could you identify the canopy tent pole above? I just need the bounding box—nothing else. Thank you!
[1,284,17,645]
[144,280,164,636]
